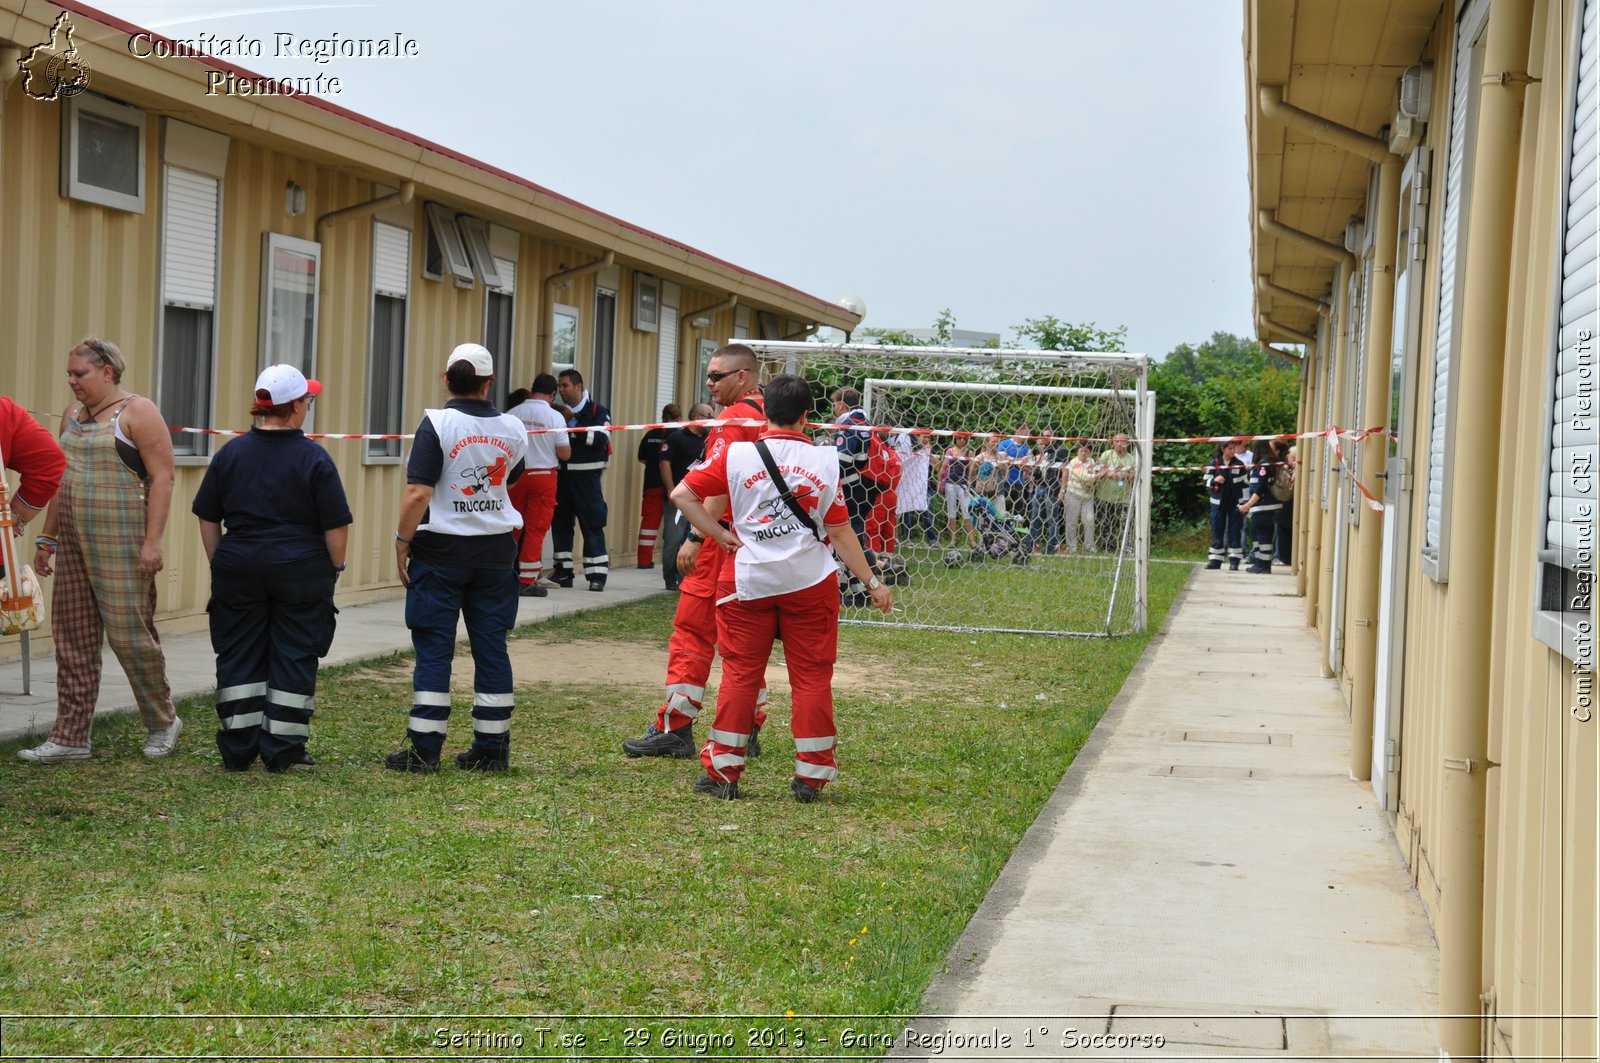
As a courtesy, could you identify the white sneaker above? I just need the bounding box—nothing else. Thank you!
[17,739,91,763]
[143,715,184,758]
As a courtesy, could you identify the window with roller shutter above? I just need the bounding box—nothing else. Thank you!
[158,166,219,458]
[367,221,410,461]
[1420,0,1490,582]
[1534,0,1599,665]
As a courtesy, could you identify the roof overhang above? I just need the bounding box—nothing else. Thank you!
[1245,0,1442,344]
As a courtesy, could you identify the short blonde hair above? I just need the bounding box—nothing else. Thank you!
[73,337,127,384]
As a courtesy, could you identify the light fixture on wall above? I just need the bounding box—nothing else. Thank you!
[691,315,713,328]
[285,181,306,217]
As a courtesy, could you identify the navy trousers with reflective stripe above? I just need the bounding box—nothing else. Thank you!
[208,564,336,768]
[404,557,518,758]
[552,471,609,586]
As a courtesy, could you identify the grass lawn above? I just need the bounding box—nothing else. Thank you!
[842,541,1143,636]
[1,561,1192,1056]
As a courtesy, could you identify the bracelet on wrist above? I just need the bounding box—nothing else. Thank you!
[334,562,347,572]
[394,533,413,545]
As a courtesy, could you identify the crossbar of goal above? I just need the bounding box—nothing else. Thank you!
[862,378,1135,421]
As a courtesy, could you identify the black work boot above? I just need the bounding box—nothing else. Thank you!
[622,724,695,759]
[384,744,439,774]
[455,746,509,771]
[693,773,740,800]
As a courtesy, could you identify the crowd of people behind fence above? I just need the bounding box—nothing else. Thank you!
[2,336,1288,794]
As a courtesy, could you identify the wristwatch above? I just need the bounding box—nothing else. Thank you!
[686,529,705,544]
[867,575,882,591]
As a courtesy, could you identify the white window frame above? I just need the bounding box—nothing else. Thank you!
[1321,281,1339,511]
[456,214,502,288]
[259,232,322,432]
[592,286,617,409]
[157,164,220,462]
[422,201,474,286]
[633,271,660,333]
[551,302,580,377]
[1533,0,1599,666]
[484,256,516,409]
[61,93,146,213]
[696,337,718,406]
[366,221,411,463]
[1420,0,1491,583]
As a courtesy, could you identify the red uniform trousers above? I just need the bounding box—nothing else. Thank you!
[866,487,898,556]
[509,469,558,586]
[637,485,664,566]
[701,574,839,789]
[652,543,767,733]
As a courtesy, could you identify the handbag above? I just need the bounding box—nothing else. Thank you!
[0,440,44,635]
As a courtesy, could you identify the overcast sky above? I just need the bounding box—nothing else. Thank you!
[99,0,1252,357]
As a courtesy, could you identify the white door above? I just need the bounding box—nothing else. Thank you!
[1329,264,1365,674]
[1372,148,1431,809]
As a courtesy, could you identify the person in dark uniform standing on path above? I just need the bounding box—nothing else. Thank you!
[658,402,712,592]
[622,346,770,759]
[387,344,527,773]
[1237,442,1284,575]
[193,365,351,773]
[552,368,612,591]
[1204,440,1248,570]
[635,403,678,569]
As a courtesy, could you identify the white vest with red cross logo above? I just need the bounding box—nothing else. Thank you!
[423,406,527,538]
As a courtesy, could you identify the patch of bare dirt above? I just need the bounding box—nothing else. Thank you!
[354,638,902,696]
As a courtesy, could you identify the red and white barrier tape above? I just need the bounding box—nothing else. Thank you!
[21,405,1390,496]
[147,418,1388,446]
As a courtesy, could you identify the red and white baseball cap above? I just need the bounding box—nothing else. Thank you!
[255,364,322,404]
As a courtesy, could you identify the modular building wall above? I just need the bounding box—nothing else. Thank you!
[0,0,855,651]
[1249,0,1598,1055]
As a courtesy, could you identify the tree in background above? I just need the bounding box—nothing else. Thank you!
[1148,331,1300,532]
[860,307,958,348]
[1009,316,1128,354]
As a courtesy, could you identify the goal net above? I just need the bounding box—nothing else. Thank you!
[739,341,1151,637]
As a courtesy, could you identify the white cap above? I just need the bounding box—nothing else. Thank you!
[254,364,322,404]
[446,343,494,377]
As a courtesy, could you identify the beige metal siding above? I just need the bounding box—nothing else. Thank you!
[1480,4,1598,1053]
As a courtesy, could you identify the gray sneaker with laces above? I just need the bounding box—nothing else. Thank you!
[18,739,91,763]
[143,715,184,758]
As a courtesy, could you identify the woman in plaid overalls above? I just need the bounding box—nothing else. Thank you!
[21,338,180,763]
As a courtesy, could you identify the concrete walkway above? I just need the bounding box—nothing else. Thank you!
[0,566,669,743]
[900,567,1440,1060]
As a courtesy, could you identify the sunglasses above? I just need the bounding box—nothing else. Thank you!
[704,368,743,384]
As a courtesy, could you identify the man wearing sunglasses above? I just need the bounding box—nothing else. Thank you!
[622,344,771,760]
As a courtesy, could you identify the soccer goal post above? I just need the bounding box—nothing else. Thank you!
[739,341,1152,637]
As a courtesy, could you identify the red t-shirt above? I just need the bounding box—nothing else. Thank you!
[0,396,66,512]
[676,394,766,600]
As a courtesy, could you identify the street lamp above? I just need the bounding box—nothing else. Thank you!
[838,293,866,343]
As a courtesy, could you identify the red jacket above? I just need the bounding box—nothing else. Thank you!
[0,396,65,512]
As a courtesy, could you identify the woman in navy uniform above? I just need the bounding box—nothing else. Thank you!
[193,365,351,772]
[1204,440,1247,570]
